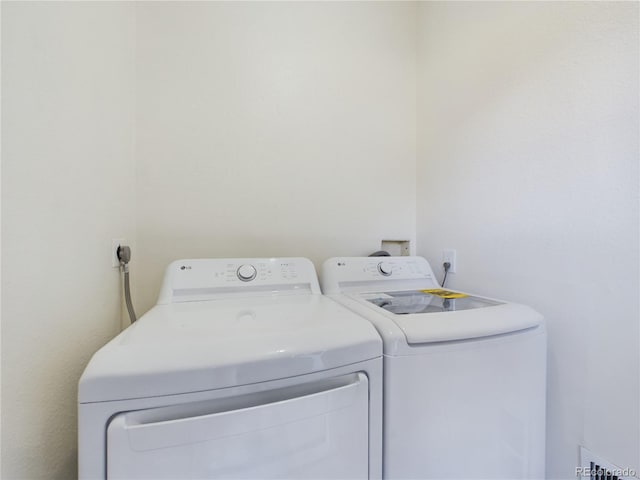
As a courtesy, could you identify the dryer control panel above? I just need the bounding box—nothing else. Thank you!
[320,256,438,295]
[157,258,321,304]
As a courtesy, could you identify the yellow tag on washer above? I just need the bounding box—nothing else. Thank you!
[421,289,468,299]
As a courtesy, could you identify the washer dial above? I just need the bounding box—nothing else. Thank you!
[378,262,392,276]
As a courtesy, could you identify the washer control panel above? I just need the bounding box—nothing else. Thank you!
[356,258,429,279]
[320,256,438,295]
[158,258,320,303]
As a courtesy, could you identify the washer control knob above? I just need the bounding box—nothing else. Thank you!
[237,264,257,282]
[378,262,392,276]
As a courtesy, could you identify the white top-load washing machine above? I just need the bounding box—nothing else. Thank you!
[79,258,382,480]
[321,256,546,480]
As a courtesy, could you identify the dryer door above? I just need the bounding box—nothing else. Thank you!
[106,373,369,479]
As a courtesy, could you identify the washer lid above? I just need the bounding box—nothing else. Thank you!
[79,295,381,403]
[363,290,503,314]
[353,290,543,344]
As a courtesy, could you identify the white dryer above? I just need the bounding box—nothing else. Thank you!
[79,258,382,480]
[321,256,546,480]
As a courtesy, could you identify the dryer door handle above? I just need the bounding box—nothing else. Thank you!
[108,372,368,451]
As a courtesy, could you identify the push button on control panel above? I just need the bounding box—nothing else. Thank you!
[237,264,257,282]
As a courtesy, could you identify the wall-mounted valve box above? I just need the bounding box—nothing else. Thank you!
[381,240,411,256]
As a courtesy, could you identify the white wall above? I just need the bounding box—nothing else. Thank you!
[1,3,136,478]
[416,2,639,478]
[134,1,417,311]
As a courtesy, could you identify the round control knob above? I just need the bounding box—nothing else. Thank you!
[237,264,257,282]
[377,262,392,276]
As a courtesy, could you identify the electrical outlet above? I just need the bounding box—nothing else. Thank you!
[112,238,125,268]
[442,249,457,273]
